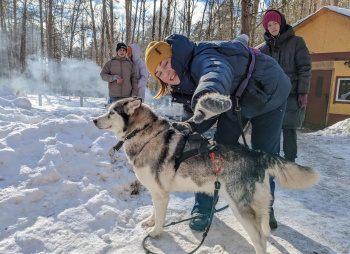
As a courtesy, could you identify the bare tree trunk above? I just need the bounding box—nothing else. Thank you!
[13,0,18,67]
[250,0,259,46]
[240,0,250,35]
[217,0,223,39]
[299,0,305,19]
[132,0,139,43]
[39,0,45,58]
[198,0,208,40]
[48,0,54,58]
[282,0,287,13]
[89,0,99,64]
[103,0,112,58]
[0,0,10,75]
[313,0,318,12]
[170,0,176,35]
[20,0,27,73]
[141,0,146,45]
[334,0,339,6]
[229,0,234,39]
[152,0,156,40]
[125,0,132,45]
[68,0,83,57]
[157,0,162,39]
[163,0,170,38]
[59,1,65,61]
[186,0,190,37]
[205,0,214,40]
[100,0,106,66]
[110,0,114,46]
[136,0,143,43]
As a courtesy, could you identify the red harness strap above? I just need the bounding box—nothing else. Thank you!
[210,152,222,175]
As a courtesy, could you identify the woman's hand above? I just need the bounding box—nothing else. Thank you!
[298,94,308,108]
[193,93,232,124]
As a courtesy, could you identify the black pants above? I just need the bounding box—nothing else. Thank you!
[282,128,297,162]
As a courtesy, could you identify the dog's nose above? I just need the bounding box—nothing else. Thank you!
[93,119,97,125]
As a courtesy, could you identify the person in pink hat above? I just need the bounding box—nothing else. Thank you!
[260,9,311,229]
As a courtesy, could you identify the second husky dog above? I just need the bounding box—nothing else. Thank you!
[94,97,320,254]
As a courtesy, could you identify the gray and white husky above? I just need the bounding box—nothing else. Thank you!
[93,96,320,254]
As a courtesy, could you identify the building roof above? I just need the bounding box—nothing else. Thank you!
[292,6,350,27]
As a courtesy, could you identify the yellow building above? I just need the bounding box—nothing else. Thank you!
[293,6,350,128]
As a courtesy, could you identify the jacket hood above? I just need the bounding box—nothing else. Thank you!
[129,44,141,61]
[264,9,288,34]
[165,34,197,96]
[165,34,195,81]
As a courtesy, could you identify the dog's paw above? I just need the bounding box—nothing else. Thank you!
[147,227,163,238]
[193,93,232,123]
[141,216,155,227]
[108,147,117,164]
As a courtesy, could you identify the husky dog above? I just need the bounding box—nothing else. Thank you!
[93,96,320,254]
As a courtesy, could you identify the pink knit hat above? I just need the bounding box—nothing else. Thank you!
[263,11,281,30]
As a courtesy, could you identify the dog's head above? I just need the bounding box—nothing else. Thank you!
[93,97,150,139]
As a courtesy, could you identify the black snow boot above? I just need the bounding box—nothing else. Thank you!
[269,208,278,229]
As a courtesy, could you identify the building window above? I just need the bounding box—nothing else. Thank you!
[315,76,323,97]
[336,78,350,102]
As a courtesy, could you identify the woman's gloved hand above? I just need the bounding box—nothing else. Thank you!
[193,93,232,124]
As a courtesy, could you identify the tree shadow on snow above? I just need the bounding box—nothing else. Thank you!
[268,223,337,254]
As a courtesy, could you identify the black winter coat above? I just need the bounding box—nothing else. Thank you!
[260,12,311,128]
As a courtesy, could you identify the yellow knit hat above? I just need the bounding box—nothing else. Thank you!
[145,41,172,79]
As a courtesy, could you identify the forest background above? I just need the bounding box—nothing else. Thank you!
[0,0,349,95]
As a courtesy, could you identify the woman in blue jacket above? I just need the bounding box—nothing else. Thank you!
[145,34,291,231]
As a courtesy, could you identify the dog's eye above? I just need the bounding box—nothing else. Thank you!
[109,111,115,116]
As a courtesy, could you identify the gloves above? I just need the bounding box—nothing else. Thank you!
[117,77,123,84]
[112,75,120,82]
[298,94,308,108]
[193,93,232,124]
[172,122,193,136]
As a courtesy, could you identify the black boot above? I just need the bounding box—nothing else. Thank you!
[189,213,209,231]
[269,208,278,229]
[285,156,296,163]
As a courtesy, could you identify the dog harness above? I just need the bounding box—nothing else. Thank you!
[174,133,227,171]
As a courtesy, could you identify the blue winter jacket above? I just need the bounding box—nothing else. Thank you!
[167,34,291,120]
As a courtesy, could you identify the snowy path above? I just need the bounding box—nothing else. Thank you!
[0,93,349,254]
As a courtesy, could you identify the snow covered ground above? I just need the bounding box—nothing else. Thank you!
[0,85,349,254]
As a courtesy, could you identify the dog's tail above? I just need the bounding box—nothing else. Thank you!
[267,159,320,189]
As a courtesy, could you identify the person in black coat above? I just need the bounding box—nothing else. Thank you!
[260,9,312,228]
[145,34,291,231]
[261,10,312,162]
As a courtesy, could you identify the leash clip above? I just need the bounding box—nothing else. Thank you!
[215,181,221,190]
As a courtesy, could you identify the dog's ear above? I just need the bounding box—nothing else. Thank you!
[124,97,142,115]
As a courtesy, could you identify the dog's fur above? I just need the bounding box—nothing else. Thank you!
[93,97,320,254]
